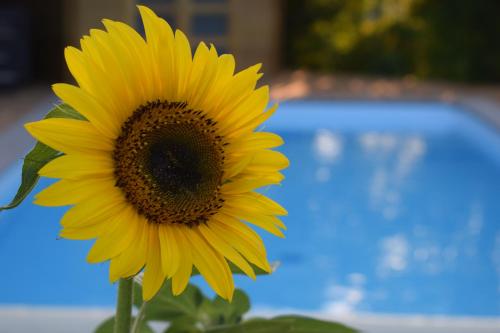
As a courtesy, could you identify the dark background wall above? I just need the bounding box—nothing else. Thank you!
[0,0,64,87]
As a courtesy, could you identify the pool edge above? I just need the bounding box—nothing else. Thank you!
[0,306,499,333]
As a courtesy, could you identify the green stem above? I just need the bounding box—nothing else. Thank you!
[131,301,146,333]
[114,278,133,333]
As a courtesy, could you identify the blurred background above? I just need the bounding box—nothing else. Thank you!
[1,0,500,87]
[1,1,500,333]
[2,0,500,138]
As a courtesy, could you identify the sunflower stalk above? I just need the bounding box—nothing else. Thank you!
[131,300,147,333]
[114,279,134,333]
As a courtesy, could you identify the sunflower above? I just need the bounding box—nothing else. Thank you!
[24,6,287,301]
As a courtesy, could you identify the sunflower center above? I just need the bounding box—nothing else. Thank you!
[113,101,225,226]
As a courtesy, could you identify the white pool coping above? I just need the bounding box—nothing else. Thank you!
[1,306,499,333]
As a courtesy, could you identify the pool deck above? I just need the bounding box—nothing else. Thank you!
[270,71,500,129]
[0,85,53,173]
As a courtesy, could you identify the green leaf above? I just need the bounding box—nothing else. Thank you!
[206,318,289,333]
[46,103,87,121]
[0,104,85,212]
[94,316,154,333]
[206,315,358,333]
[163,316,203,333]
[271,315,358,333]
[223,289,251,323]
[133,282,250,330]
[204,289,250,325]
[134,280,206,322]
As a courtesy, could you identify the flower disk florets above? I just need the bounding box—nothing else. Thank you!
[113,100,225,226]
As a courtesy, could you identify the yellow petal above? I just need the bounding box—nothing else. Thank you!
[60,200,129,240]
[221,205,285,238]
[59,211,122,240]
[245,150,290,173]
[86,206,141,263]
[102,19,155,102]
[226,132,283,154]
[52,83,121,138]
[218,86,269,136]
[97,23,145,106]
[173,29,193,99]
[223,154,253,180]
[156,34,176,99]
[138,5,175,99]
[64,47,93,93]
[210,215,271,272]
[34,177,115,207]
[138,5,164,51]
[201,53,236,111]
[170,226,193,295]
[230,104,278,138]
[226,192,288,217]
[198,223,255,279]
[159,225,180,278]
[236,171,285,185]
[213,64,262,121]
[186,227,234,300]
[79,30,134,119]
[79,34,104,69]
[249,192,288,216]
[186,43,219,110]
[142,224,165,300]
[79,31,137,118]
[60,210,125,238]
[60,188,125,228]
[215,54,235,81]
[25,118,113,155]
[221,177,280,195]
[136,7,162,98]
[38,153,113,180]
[109,218,149,282]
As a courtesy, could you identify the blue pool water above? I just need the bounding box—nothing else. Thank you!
[1,101,499,316]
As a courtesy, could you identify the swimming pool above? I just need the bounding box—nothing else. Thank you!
[0,101,499,317]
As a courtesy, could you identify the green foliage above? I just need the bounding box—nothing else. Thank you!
[94,316,154,333]
[203,290,251,326]
[285,0,500,82]
[411,0,500,81]
[130,281,254,331]
[133,280,204,323]
[99,280,358,333]
[285,0,415,73]
[0,104,85,212]
[207,316,358,333]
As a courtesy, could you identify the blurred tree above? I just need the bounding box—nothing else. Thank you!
[285,0,500,82]
[411,0,500,81]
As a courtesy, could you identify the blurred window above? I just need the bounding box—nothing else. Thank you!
[192,14,227,36]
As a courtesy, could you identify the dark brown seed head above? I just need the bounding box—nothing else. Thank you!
[113,101,225,226]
